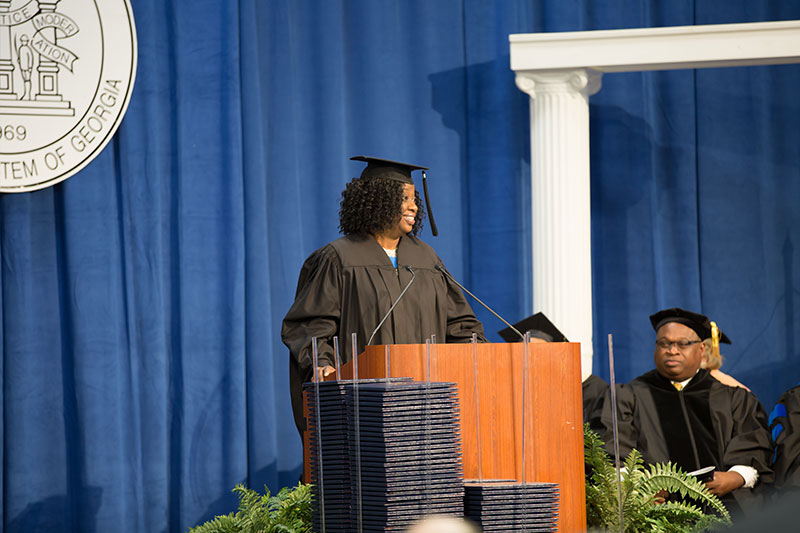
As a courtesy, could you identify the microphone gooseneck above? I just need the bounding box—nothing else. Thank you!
[435,264,523,340]
[367,266,416,346]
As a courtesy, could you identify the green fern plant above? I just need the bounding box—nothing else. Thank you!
[187,483,311,533]
[584,424,731,532]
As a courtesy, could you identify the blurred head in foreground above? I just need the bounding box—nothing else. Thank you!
[406,516,481,533]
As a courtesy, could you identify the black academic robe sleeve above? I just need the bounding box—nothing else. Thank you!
[583,374,609,434]
[711,384,773,476]
[282,244,341,433]
[601,380,642,462]
[770,385,800,492]
[709,383,774,512]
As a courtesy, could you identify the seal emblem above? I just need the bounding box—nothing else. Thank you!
[0,0,137,192]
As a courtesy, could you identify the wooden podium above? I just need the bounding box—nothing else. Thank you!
[304,342,586,532]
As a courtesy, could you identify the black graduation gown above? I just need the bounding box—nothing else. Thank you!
[583,374,609,434]
[282,234,487,434]
[770,384,800,493]
[601,369,774,514]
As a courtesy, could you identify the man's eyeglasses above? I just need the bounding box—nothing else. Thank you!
[655,339,701,350]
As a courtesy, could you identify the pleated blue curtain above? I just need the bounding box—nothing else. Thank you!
[1,1,799,531]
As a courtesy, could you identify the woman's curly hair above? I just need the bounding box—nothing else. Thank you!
[338,176,425,237]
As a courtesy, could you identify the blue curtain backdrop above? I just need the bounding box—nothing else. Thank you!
[1,0,799,531]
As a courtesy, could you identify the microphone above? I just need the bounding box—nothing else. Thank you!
[435,264,524,341]
[367,266,416,346]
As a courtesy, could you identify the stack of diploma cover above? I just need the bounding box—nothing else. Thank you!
[305,378,465,531]
[464,481,559,531]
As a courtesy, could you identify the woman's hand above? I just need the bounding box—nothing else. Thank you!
[316,365,336,382]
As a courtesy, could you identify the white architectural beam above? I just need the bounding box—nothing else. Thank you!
[510,20,800,73]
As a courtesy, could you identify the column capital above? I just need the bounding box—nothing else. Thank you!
[515,68,603,98]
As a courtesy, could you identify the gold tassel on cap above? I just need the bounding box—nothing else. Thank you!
[710,321,720,361]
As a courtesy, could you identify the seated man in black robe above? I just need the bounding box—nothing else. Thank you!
[601,307,773,515]
[282,156,487,438]
[769,382,800,494]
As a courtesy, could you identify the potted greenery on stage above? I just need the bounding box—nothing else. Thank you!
[187,483,311,533]
[584,425,731,532]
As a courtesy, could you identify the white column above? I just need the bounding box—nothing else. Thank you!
[515,69,602,380]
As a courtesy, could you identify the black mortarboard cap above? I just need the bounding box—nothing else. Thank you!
[351,156,426,184]
[498,312,568,343]
[350,156,438,236]
[649,307,732,344]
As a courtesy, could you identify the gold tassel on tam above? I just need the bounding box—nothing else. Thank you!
[710,321,721,362]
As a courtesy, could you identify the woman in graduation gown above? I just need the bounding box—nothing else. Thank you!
[282,156,487,436]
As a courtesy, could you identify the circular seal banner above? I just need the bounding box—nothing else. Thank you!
[0,0,137,193]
